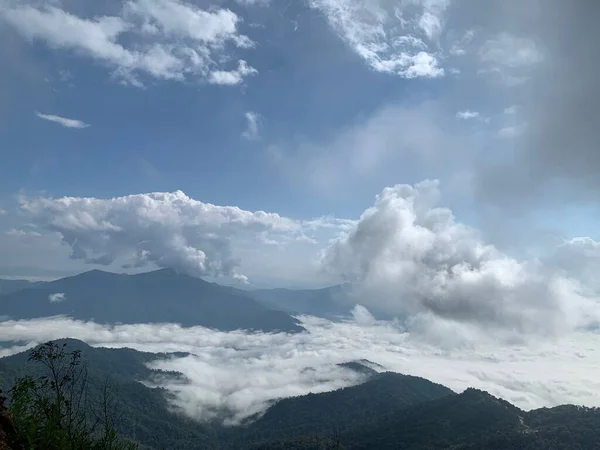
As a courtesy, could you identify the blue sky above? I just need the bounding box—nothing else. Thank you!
[0,0,444,217]
[0,0,598,290]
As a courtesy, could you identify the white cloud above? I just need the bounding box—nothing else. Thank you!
[18,190,345,282]
[1,1,256,86]
[456,110,479,120]
[322,180,599,338]
[478,33,543,86]
[208,60,257,85]
[270,101,471,196]
[503,105,519,115]
[308,0,446,78]
[0,209,6,216]
[455,110,490,124]
[241,111,261,140]
[448,29,475,56]
[236,0,270,5]
[3,315,600,424]
[498,125,525,139]
[5,228,41,238]
[546,237,600,293]
[18,190,301,280]
[479,33,543,68]
[35,111,90,129]
[48,292,66,303]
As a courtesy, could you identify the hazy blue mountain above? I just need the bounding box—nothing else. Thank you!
[248,285,393,320]
[0,278,44,296]
[0,268,304,333]
[248,285,351,318]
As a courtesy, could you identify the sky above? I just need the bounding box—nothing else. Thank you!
[0,0,597,287]
[1,0,600,423]
[0,0,598,289]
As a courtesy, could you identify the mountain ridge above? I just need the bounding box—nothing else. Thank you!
[3,339,600,449]
[0,269,304,333]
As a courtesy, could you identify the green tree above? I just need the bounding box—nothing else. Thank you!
[6,341,137,450]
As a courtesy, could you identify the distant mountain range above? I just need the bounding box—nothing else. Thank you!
[2,339,600,449]
[0,278,44,296]
[0,268,388,330]
[0,269,304,333]
[248,285,351,318]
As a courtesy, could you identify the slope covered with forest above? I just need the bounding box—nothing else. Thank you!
[2,340,600,449]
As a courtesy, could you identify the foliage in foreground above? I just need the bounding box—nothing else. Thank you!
[4,340,600,450]
[1,342,136,450]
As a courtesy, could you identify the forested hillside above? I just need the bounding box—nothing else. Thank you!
[2,340,600,449]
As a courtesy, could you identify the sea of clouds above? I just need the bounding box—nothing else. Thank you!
[2,307,600,425]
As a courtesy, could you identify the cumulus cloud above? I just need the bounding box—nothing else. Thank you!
[17,191,347,282]
[241,111,261,140]
[18,190,306,280]
[322,180,599,337]
[48,292,66,303]
[0,0,256,86]
[3,315,600,423]
[308,0,446,78]
[35,112,89,128]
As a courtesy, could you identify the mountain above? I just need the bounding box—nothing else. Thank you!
[337,360,383,377]
[340,387,524,449]
[0,279,44,296]
[4,339,600,449]
[0,340,453,450]
[248,285,351,318]
[257,388,600,449]
[0,339,216,450]
[235,372,454,445]
[0,269,303,333]
[248,285,392,320]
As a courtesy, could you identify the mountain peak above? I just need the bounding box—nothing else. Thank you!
[131,267,204,282]
[137,267,179,277]
[1,266,303,333]
[75,269,121,279]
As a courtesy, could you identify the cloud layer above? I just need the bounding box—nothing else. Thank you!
[3,314,600,424]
